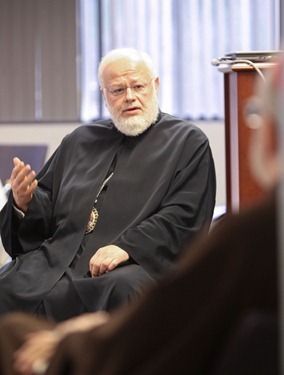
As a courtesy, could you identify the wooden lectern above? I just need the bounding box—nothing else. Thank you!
[218,63,275,212]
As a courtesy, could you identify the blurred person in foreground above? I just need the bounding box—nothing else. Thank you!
[0,57,281,375]
[0,48,216,322]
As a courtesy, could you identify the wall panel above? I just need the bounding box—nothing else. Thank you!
[39,0,78,121]
[0,0,36,121]
[0,0,78,123]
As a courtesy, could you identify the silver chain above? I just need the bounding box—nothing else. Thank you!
[94,172,114,203]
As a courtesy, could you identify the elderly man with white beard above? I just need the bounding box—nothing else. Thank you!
[0,52,282,375]
[0,48,216,322]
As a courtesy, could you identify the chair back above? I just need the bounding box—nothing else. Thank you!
[0,144,48,184]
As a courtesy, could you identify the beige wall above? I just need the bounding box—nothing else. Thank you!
[0,120,226,206]
[197,121,226,207]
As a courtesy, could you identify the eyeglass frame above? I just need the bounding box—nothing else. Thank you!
[102,78,155,97]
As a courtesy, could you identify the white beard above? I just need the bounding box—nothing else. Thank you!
[108,98,159,136]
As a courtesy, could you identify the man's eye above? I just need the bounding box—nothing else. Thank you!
[113,88,125,94]
[133,84,144,91]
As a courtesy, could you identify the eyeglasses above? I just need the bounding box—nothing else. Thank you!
[104,78,154,97]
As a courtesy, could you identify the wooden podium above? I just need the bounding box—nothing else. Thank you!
[218,63,275,212]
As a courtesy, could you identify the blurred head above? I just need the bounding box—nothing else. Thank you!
[245,58,283,190]
[98,48,160,136]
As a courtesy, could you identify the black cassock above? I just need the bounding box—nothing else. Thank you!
[0,112,216,320]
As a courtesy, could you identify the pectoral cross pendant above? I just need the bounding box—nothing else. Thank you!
[85,207,99,235]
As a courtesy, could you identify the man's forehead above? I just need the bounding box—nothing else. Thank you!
[103,59,150,81]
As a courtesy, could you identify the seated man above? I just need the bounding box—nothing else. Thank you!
[0,48,216,322]
[0,54,281,375]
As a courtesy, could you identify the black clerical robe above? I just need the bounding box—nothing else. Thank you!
[0,112,216,317]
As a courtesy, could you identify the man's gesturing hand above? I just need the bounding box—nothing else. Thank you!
[89,245,129,277]
[10,157,38,213]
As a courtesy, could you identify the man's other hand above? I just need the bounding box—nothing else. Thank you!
[89,245,129,277]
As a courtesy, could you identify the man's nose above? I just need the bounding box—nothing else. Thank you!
[125,87,136,100]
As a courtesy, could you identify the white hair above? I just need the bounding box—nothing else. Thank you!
[98,48,157,87]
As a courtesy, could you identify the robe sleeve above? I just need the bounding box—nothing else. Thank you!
[113,137,216,279]
[0,151,57,258]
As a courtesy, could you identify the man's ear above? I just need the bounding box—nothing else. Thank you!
[154,77,160,93]
[100,88,107,103]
